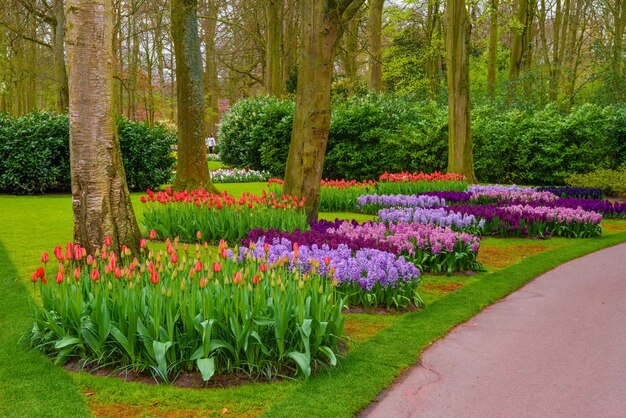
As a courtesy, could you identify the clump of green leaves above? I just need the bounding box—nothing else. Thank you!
[566,167,626,198]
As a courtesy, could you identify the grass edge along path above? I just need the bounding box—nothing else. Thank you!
[262,231,626,418]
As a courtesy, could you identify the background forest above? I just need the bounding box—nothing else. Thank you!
[0,0,625,188]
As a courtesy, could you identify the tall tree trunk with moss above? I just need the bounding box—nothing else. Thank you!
[203,0,220,137]
[368,0,384,91]
[507,0,532,103]
[66,0,142,255]
[487,0,499,99]
[171,0,217,192]
[446,0,476,183]
[283,0,365,222]
[266,0,283,96]
[53,0,69,112]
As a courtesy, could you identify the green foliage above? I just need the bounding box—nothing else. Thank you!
[324,95,448,180]
[0,112,70,194]
[566,167,626,198]
[473,103,626,185]
[117,118,176,191]
[218,96,294,177]
[0,112,176,194]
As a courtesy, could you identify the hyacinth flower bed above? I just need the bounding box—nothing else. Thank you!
[239,238,421,309]
[378,207,485,234]
[210,168,270,183]
[356,194,445,215]
[444,205,603,238]
[245,219,482,274]
[141,188,308,243]
[537,186,605,199]
[28,239,344,383]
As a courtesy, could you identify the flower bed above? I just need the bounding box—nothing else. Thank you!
[29,239,344,383]
[378,207,485,233]
[245,219,481,274]
[445,204,603,238]
[356,194,445,215]
[210,168,270,183]
[239,238,421,309]
[141,188,308,242]
[537,186,605,199]
[376,171,467,195]
[268,178,376,212]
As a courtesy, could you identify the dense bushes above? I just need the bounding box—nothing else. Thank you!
[472,103,626,185]
[218,95,625,185]
[0,112,175,194]
[566,167,626,198]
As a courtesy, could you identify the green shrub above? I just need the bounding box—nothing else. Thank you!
[0,112,175,194]
[0,112,70,194]
[218,96,293,175]
[566,167,626,198]
[117,118,176,191]
[324,95,448,180]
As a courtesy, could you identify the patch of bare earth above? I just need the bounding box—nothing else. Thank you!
[88,399,260,418]
[420,282,464,294]
[478,243,551,269]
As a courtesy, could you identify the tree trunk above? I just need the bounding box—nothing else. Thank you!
[203,0,220,137]
[284,0,365,222]
[446,0,476,182]
[507,0,531,103]
[487,0,499,99]
[612,0,626,102]
[171,0,217,192]
[368,0,384,92]
[341,15,359,88]
[425,0,441,100]
[66,0,142,255]
[265,0,282,96]
[53,0,69,113]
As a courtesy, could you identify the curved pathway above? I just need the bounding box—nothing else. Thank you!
[360,242,626,418]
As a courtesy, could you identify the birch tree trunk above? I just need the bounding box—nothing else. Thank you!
[283,0,365,222]
[446,0,476,183]
[66,0,142,255]
[171,0,217,192]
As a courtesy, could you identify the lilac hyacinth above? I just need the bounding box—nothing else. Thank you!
[470,189,558,205]
[356,194,445,213]
[239,237,420,291]
[467,184,536,193]
[325,220,480,257]
[377,207,485,231]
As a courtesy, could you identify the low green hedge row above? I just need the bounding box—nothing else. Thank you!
[218,95,626,185]
[0,112,175,195]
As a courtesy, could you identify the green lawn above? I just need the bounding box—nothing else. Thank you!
[1,191,625,417]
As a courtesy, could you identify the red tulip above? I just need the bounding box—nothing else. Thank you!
[148,261,155,274]
[149,229,157,239]
[36,267,45,278]
[41,252,49,264]
[196,230,202,240]
[31,272,38,283]
[323,256,331,266]
[55,271,64,284]
[114,267,123,279]
[194,260,202,272]
[170,252,178,264]
[263,242,270,253]
[211,261,221,273]
[104,236,112,247]
[259,263,268,273]
[220,247,228,259]
[150,270,159,285]
[86,254,94,266]
[53,245,63,262]
[91,269,100,281]
[140,239,147,249]
[252,275,259,285]
[233,271,243,284]
[73,268,81,281]
[199,276,207,288]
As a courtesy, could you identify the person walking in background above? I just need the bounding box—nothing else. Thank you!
[206,133,216,154]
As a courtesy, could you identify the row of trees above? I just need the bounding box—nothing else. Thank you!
[1,0,624,120]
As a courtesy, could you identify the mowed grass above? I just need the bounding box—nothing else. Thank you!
[1,191,625,417]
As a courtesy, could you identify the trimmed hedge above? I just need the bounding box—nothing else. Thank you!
[218,95,626,185]
[0,112,175,194]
